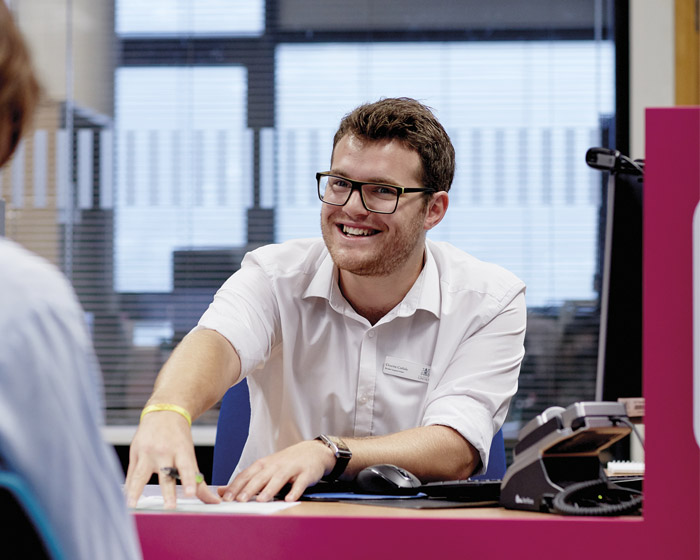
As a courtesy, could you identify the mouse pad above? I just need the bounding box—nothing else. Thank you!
[301,494,498,509]
[303,492,422,500]
[341,498,497,509]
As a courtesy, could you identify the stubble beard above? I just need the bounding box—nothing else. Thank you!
[321,208,427,278]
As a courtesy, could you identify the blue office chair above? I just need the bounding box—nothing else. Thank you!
[212,380,251,485]
[469,428,506,480]
[212,380,508,484]
[0,465,66,559]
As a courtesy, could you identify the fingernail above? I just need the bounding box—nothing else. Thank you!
[237,492,248,502]
[223,492,233,501]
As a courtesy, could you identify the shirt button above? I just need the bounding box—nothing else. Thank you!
[358,394,368,404]
[368,330,376,338]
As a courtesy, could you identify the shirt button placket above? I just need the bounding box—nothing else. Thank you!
[354,327,377,437]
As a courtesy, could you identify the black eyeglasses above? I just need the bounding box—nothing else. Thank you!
[316,172,436,215]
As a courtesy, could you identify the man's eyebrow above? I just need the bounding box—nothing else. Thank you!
[329,170,402,186]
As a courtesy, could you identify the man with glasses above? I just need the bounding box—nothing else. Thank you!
[126,97,526,507]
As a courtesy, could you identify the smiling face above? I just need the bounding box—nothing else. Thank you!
[321,134,441,280]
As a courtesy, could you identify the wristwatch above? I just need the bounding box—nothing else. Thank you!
[315,434,352,482]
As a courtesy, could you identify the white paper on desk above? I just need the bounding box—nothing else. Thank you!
[135,496,300,514]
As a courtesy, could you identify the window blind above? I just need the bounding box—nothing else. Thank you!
[4,1,617,448]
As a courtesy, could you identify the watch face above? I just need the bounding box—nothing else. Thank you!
[318,435,351,457]
[330,436,350,453]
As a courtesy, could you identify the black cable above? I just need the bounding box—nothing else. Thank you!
[552,478,642,516]
[610,415,645,451]
[617,154,645,175]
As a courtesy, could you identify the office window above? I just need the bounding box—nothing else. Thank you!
[3,1,619,439]
[115,66,249,292]
[116,0,265,36]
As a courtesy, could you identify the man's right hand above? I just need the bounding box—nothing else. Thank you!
[124,408,221,509]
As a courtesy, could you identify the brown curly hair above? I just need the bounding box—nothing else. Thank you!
[0,2,40,166]
[332,97,455,193]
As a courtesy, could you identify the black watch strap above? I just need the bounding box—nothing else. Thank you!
[315,435,352,482]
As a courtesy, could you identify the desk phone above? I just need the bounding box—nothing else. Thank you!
[500,401,643,515]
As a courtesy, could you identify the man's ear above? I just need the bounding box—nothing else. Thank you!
[423,191,449,231]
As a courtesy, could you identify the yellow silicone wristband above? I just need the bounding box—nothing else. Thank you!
[140,403,192,427]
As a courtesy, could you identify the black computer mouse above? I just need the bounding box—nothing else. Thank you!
[355,464,422,495]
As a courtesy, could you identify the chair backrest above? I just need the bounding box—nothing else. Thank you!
[212,380,508,484]
[0,468,65,559]
[469,428,507,480]
[212,380,251,485]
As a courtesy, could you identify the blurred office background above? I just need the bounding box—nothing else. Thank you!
[1,0,690,465]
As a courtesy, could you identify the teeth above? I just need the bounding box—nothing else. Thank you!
[343,225,376,236]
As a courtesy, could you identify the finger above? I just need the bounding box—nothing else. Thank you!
[219,478,246,502]
[175,464,201,498]
[125,461,156,508]
[168,445,207,497]
[281,469,322,503]
[157,468,178,509]
[283,477,313,502]
[220,463,261,502]
[196,481,222,504]
[124,446,144,506]
[255,473,291,502]
[218,481,238,502]
[232,468,275,502]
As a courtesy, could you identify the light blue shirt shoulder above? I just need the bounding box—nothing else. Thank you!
[0,239,142,560]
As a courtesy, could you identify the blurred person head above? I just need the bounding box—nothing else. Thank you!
[0,1,40,166]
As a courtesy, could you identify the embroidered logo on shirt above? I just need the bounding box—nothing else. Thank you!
[383,356,431,383]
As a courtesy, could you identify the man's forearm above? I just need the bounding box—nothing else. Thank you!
[148,328,242,420]
[221,425,479,504]
[341,425,479,482]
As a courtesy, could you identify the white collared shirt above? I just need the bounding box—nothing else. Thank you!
[198,237,526,478]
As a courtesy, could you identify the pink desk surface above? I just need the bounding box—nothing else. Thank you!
[135,107,700,560]
[135,501,641,560]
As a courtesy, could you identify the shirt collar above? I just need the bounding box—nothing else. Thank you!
[302,242,441,320]
[400,241,440,319]
[302,251,342,306]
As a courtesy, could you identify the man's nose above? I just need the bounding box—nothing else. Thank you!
[344,188,369,215]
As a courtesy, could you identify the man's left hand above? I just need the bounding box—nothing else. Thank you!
[218,439,336,502]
